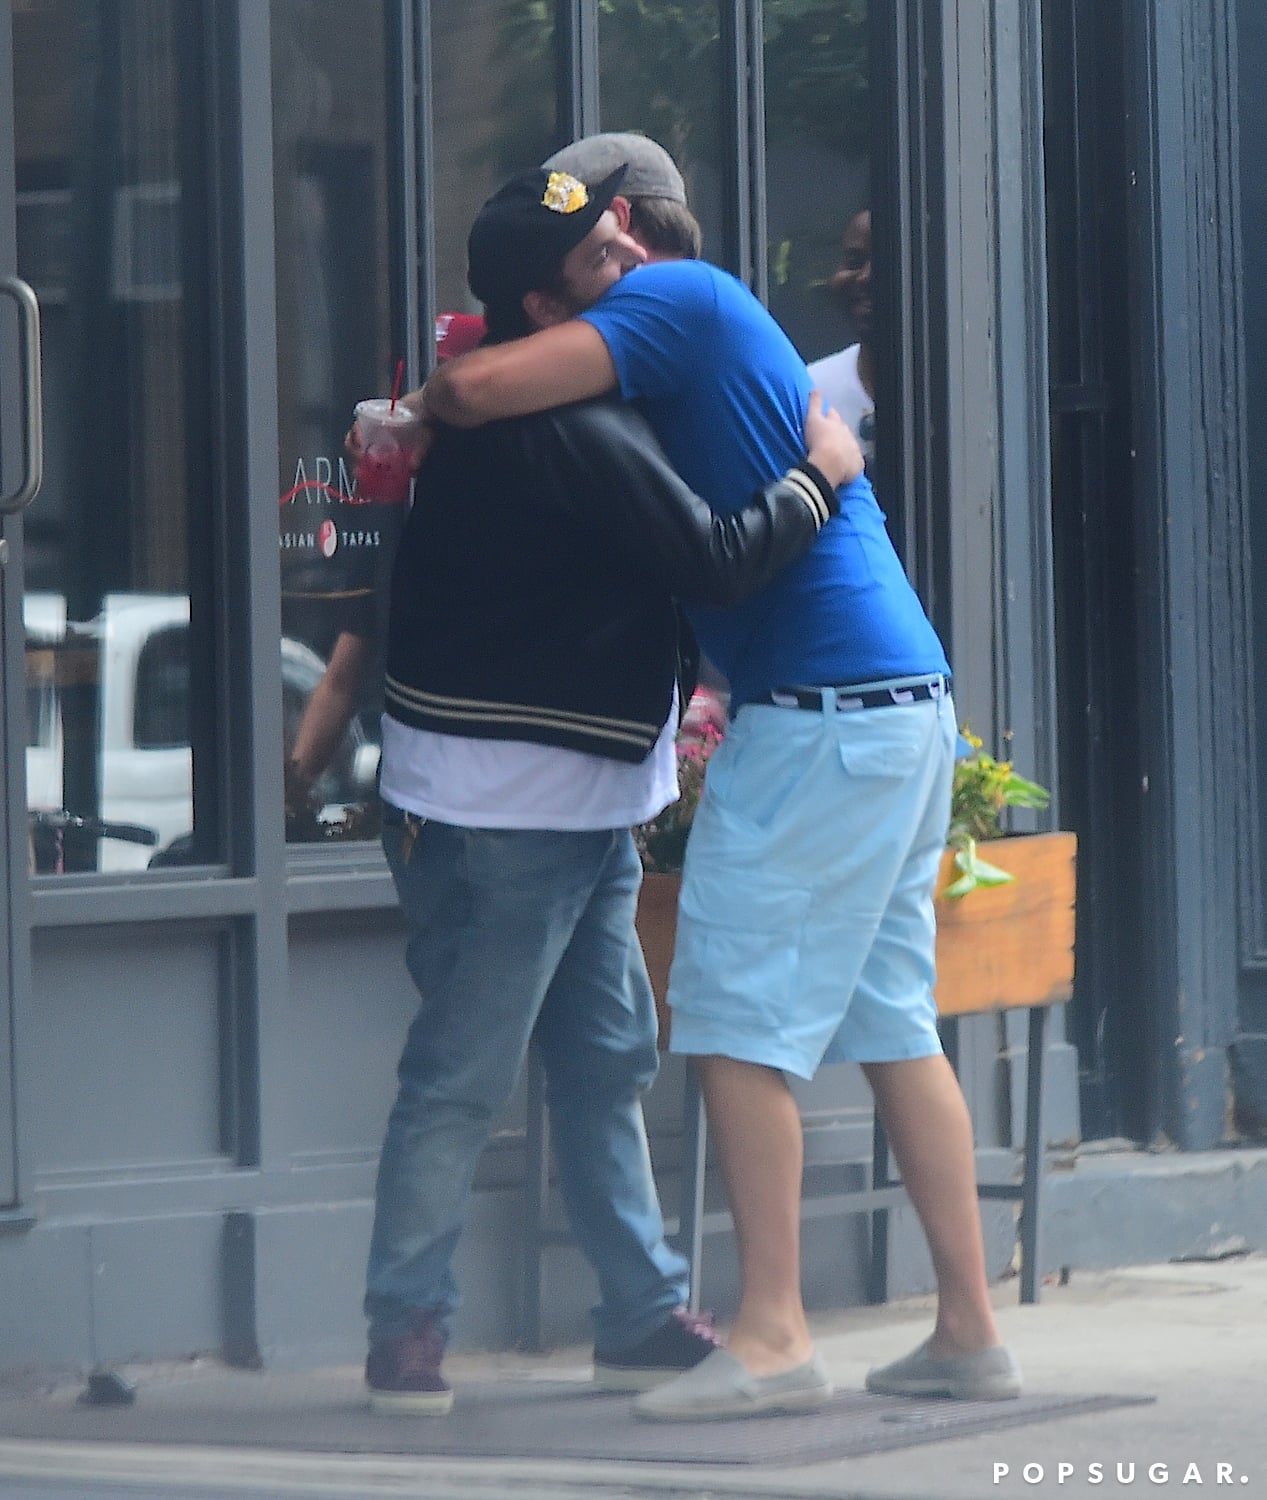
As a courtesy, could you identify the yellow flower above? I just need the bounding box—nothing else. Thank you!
[542,171,589,214]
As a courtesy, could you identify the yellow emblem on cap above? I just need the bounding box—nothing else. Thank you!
[542,171,589,214]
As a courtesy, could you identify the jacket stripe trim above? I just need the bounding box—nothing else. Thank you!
[385,699,654,751]
[385,677,657,747]
[385,675,656,733]
[783,467,831,528]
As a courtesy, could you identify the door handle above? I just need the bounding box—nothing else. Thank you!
[0,275,43,514]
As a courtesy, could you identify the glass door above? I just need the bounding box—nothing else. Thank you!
[0,252,41,1204]
[0,0,41,1207]
[0,0,224,1199]
[8,0,219,877]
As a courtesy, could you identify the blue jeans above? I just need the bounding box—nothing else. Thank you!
[365,805,689,1351]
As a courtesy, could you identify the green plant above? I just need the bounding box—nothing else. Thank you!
[944,727,1051,899]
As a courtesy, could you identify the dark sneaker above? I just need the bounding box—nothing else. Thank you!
[366,1312,453,1415]
[593,1306,723,1392]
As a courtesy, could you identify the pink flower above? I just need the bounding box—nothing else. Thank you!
[636,688,727,873]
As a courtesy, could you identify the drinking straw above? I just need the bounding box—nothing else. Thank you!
[389,358,404,414]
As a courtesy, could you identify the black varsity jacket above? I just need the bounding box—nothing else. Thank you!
[383,397,838,764]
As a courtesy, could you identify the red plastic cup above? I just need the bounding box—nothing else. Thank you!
[353,398,423,503]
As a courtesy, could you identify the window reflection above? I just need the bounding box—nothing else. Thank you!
[597,0,726,262]
[271,0,400,844]
[432,0,558,318]
[807,208,875,468]
[133,623,191,751]
[763,0,870,369]
[14,0,212,873]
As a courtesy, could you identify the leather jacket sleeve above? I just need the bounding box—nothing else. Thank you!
[518,399,839,609]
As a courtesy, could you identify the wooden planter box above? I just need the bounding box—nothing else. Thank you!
[932,830,1077,1018]
[636,830,1077,1040]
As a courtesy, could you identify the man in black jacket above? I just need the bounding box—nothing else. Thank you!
[363,161,858,1414]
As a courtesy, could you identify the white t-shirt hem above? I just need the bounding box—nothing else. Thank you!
[378,699,680,833]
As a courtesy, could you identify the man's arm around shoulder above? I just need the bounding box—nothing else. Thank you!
[532,398,849,609]
[423,321,617,427]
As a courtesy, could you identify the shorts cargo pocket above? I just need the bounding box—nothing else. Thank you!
[670,871,810,1028]
[836,707,931,780]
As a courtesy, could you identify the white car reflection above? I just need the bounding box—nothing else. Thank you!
[25,593,378,871]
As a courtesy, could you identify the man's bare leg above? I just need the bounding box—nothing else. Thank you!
[861,1054,1003,1354]
[694,1053,814,1375]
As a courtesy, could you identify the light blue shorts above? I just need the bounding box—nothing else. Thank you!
[666,685,956,1080]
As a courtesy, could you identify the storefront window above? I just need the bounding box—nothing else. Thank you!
[14,0,215,874]
[271,0,401,844]
[764,0,872,460]
[431,0,559,318]
[597,0,726,260]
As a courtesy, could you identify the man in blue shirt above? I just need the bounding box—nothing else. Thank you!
[419,133,1021,1419]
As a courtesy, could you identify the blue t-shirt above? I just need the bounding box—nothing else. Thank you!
[581,260,950,705]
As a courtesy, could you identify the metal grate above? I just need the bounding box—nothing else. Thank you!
[0,1366,1154,1466]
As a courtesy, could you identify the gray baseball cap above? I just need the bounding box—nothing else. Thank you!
[543,132,686,206]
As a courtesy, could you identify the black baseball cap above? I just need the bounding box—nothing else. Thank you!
[467,163,628,309]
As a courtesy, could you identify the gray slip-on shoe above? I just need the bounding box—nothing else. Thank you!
[865,1338,1022,1400]
[633,1346,834,1422]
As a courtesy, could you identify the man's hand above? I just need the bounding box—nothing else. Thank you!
[804,389,863,489]
[283,754,317,823]
[343,395,436,478]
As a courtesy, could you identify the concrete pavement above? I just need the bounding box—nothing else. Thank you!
[1,1253,1265,1499]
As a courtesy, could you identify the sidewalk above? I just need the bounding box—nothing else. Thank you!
[1,1253,1264,1499]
